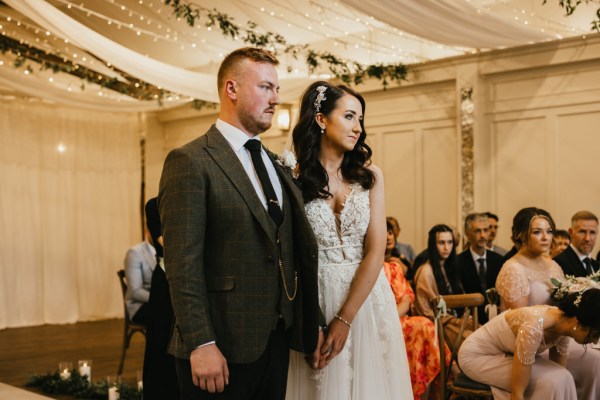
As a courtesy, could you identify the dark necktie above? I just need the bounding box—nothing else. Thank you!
[477,258,487,291]
[583,257,593,275]
[244,140,283,226]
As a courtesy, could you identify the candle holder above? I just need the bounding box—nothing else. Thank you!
[106,375,121,400]
[136,370,143,391]
[78,359,92,383]
[58,362,72,380]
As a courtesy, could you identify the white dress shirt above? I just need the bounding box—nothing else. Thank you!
[216,119,283,211]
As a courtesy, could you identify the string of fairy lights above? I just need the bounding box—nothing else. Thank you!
[0,0,596,105]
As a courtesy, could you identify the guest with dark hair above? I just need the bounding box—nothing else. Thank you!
[142,198,179,400]
[413,224,463,318]
[459,286,600,400]
[496,206,600,399]
[387,216,416,265]
[551,229,571,258]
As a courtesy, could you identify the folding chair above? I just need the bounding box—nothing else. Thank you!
[432,293,492,400]
[117,269,146,375]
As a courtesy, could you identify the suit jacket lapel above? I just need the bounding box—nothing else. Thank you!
[204,127,274,240]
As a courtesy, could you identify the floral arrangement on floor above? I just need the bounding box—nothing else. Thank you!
[26,370,141,400]
[551,270,600,306]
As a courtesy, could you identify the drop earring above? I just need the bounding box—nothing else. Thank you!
[320,126,325,134]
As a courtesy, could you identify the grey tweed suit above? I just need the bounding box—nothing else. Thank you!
[158,126,321,364]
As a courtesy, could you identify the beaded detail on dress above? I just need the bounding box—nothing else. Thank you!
[305,183,369,270]
[505,305,570,365]
[496,259,565,303]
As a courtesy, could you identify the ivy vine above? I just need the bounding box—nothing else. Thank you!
[543,0,600,32]
[164,0,408,89]
[26,370,142,400]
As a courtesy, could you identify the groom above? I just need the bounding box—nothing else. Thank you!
[158,47,322,400]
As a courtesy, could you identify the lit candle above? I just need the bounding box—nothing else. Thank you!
[59,368,71,380]
[137,380,143,391]
[79,361,91,382]
[108,386,119,400]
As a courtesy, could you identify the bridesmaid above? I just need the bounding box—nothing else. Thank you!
[496,207,600,399]
[459,287,600,400]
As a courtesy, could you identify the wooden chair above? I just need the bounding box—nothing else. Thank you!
[117,269,146,375]
[431,293,492,400]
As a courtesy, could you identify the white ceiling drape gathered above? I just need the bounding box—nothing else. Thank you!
[0,70,184,113]
[4,0,220,103]
[339,0,556,49]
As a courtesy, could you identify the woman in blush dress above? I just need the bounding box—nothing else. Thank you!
[413,224,464,318]
[383,221,450,399]
[495,207,600,399]
[458,287,600,400]
[286,81,412,399]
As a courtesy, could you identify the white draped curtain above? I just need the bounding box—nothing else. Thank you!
[0,101,141,329]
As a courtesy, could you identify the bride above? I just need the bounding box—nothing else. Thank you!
[286,81,413,399]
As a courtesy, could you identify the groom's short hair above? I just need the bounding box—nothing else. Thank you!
[217,47,279,96]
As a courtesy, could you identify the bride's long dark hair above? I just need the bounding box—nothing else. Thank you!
[292,81,374,202]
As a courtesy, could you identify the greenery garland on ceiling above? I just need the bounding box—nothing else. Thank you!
[0,35,216,110]
[543,0,600,31]
[164,0,408,89]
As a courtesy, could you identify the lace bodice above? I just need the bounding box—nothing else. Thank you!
[496,259,565,304]
[505,305,570,365]
[305,183,369,268]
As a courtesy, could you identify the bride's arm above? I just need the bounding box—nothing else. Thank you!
[321,164,387,363]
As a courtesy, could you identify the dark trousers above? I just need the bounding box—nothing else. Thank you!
[176,322,290,400]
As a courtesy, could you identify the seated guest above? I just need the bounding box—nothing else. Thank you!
[484,211,508,256]
[496,207,600,399]
[458,213,504,323]
[458,287,600,400]
[387,216,416,265]
[550,229,571,258]
[142,197,179,400]
[384,221,450,400]
[124,228,156,324]
[554,210,599,277]
[414,224,464,318]
[385,221,409,275]
[408,224,460,281]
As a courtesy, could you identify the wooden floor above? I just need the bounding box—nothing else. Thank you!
[0,319,144,395]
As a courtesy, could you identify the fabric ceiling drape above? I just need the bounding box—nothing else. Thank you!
[0,101,141,329]
[5,0,220,103]
[340,0,555,48]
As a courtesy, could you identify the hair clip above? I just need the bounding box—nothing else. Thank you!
[314,85,327,112]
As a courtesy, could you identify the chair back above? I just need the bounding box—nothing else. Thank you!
[117,269,132,322]
[116,269,146,375]
[431,293,491,399]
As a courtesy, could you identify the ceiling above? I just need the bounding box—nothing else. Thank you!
[0,0,598,110]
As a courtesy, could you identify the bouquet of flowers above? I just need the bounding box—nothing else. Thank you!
[551,270,600,306]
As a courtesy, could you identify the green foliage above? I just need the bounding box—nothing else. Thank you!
[163,1,408,88]
[543,0,600,32]
[26,370,142,400]
[0,35,217,109]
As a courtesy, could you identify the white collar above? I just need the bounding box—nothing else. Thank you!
[216,118,260,152]
[570,244,589,260]
[470,247,486,263]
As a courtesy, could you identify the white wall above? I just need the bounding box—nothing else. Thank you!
[147,35,600,256]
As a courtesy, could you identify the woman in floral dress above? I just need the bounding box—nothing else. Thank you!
[384,221,450,399]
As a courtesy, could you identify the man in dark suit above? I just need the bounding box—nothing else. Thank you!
[159,47,322,400]
[554,210,599,277]
[458,213,504,323]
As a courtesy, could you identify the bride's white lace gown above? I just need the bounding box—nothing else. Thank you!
[286,184,413,399]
